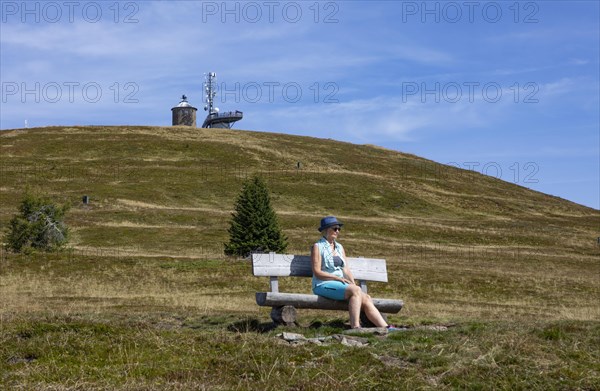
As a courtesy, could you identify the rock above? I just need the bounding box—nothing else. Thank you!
[415,325,448,332]
[280,332,307,342]
[306,338,322,345]
[339,336,369,347]
[277,332,368,347]
[307,336,333,345]
[334,334,369,347]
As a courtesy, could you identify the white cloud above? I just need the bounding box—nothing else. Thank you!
[385,44,454,65]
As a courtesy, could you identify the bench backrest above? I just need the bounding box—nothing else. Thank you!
[252,252,388,285]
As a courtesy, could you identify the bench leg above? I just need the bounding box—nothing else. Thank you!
[270,305,297,326]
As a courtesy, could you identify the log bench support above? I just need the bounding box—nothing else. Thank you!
[252,252,404,326]
[270,305,297,327]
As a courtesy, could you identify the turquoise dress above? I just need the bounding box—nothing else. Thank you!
[312,236,346,290]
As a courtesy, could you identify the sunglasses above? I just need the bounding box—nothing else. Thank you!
[330,226,341,232]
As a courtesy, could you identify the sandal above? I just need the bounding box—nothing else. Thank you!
[386,325,405,332]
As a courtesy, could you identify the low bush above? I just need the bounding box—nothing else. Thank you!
[5,192,69,253]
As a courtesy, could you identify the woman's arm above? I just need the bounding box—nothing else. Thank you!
[341,247,357,285]
[311,244,348,282]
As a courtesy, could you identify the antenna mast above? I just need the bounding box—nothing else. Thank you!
[203,72,218,114]
[201,71,243,129]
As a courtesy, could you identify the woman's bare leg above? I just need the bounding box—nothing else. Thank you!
[361,294,388,328]
[345,285,363,328]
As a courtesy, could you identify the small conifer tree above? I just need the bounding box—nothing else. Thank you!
[5,192,69,253]
[224,175,287,257]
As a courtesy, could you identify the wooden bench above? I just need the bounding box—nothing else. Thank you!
[252,252,404,326]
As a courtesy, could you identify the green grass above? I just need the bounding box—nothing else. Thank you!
[1,293,598,389]
[1,125,599,389]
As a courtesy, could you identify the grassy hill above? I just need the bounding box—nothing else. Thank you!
[1,125,598,390]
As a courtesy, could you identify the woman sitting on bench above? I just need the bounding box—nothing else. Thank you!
[311,216,399,330]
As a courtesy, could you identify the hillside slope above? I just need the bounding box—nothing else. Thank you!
[1,125,598,320]
[1,125,596,244]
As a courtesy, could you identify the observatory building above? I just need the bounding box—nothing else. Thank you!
[171,95,198,126]
[201,72,243,129]
[170,72,243,129]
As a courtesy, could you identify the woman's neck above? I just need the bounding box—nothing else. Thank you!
[323,235,335,244]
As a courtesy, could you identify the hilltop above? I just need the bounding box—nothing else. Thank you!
[1,125,596,254]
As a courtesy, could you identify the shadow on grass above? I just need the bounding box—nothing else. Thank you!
[227,318,348,334]
[227,318,278,333]
[308,319,347,330]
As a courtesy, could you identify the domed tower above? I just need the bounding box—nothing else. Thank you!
[171,95,198,127]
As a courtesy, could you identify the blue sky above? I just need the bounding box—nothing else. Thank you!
[1,1,598,209]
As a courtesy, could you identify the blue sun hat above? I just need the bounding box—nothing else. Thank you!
[318,216,343,232]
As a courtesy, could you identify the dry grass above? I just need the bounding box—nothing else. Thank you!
[1,126,599,389]
[1,251,599,390]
